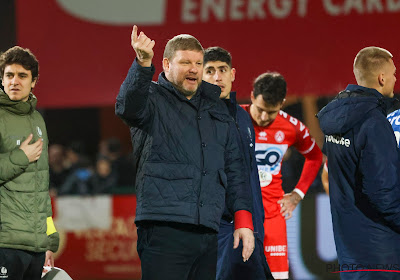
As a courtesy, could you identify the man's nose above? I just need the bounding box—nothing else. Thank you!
[213,71,222,82]
[189,63,199,73]
[261,111,268,121]
[11,76,19,85]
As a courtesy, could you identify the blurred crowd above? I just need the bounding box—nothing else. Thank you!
[49,138,135,196]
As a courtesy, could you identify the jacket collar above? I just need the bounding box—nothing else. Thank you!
[0,89,37,115]
[343,84,396,111]
[222,92,238,119]
[345,84,383,99]
[229,92,237,104]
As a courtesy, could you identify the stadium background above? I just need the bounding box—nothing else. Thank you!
[1,0,400,279]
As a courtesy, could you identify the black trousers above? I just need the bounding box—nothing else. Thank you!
[137,222,218,280]
[0,248,45,280]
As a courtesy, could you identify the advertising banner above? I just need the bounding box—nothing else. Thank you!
[15,0,400,108]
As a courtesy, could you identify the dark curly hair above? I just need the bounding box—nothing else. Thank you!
[253,72,286,105]
[0,46,39,82]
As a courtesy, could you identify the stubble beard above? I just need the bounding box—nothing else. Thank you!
[173,81,200,97]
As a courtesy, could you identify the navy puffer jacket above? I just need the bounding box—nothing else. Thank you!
[115,60,251,231]
[222,93,264,242]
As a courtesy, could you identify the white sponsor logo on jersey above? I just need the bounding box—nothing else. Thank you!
[255,143,288,175]
[258,170,273,187]
[258,131,268,141]
[265,245,287,256]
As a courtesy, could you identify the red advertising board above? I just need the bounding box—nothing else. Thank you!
[50,193,340,280]
[15,0,400,108]
[52,195,141,280]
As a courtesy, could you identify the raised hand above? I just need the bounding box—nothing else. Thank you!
[19,134,43,162]
[131,25,155,67]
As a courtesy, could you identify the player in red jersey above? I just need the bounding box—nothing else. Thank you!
[241,72,323,279]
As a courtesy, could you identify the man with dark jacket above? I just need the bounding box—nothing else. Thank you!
[317,46,400,280]
[0,46,59,279]
[115,26,255,280]
[203,47,273,280]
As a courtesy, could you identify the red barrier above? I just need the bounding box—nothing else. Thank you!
[53,195,141,280]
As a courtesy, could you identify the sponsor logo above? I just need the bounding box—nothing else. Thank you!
[275,130,285,143]
[256,145,284,169]
[325,135,350,147]
[258,170,273,187]
[36,126,43,137]
[0,267,8,278]
[265,245,287,257]
[259,131,268,141]
[255,143,288,174]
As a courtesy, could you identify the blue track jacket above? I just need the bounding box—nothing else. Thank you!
[317,85,400,280]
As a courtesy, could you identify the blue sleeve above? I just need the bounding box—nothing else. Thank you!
[387,109,400,147]
[224,119,253,215]
[115,58,155,127]
[358,117,400,232]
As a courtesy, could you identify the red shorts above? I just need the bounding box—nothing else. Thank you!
[263,213,289,279]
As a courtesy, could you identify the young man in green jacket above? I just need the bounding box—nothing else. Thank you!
[0,46,59,279]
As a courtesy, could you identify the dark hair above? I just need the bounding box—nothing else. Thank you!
[163,34,204,60]
[204,47,232,67]
[0,46,39,81]
[253,72,286,105]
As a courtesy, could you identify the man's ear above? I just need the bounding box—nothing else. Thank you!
[31,78,37,89]
[250,91,255,101]
[162,58,170,74]
[378,72,385,87]
[231,68,236,82]
[280,99,286,109]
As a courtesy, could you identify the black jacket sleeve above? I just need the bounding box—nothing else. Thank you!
[115,59,155,127]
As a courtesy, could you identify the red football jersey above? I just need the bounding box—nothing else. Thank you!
[241,104,317,218]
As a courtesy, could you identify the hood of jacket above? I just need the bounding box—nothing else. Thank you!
[317,85,394,135]
[0,88,37,115]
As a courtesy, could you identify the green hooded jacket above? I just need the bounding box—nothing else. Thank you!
[0,89,59,253]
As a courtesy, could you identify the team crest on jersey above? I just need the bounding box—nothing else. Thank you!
[0,266,8,278]
[274,131,285,143]
[36,126,42,137]
[259,131,268,141]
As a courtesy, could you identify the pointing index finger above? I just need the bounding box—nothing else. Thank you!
[132,25,138,43]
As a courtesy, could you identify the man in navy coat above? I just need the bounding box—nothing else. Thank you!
[317,46,400,280]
